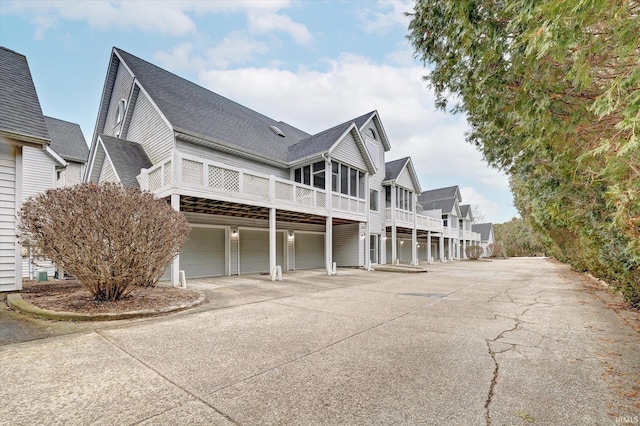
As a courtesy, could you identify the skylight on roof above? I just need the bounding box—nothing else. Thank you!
[269,125,285,137]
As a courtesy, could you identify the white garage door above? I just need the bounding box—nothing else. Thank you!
[294,233,325,269]
[239,230,284,274]
[181,227,226,278]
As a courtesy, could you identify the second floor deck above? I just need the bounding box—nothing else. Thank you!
[138,151,367,222]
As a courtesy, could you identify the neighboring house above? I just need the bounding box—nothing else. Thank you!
[417,186,481,261]
[85,47,452,286]
[0,47,50,292]
[44,116,89,187]
[21,116,89,278]
[472,223,495,257]
[458,204,478,258]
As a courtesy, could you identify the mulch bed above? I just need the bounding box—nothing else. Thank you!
[20,279,203,314]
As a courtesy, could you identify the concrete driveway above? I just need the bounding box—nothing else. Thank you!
[1,258,638,425]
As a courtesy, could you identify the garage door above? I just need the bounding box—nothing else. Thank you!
[294,233,325,269]
[239,230,284,274]
[181,227,226,278]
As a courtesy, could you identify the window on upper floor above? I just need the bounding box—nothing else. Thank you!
[367,128,377,140]
[312,161,325,189]
[442,215,448,227]
[115,99,126,125]
[370,189,379,211]
[395,187,413,211]
[328,160,366,199]
[294,161,326,189]
[385,186,391,208]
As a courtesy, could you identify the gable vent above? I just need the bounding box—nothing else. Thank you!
[269,125,285,137]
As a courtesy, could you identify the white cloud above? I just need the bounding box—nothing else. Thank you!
[4,0,304,39]
[194,53,515,223]
[357,0,413,35]
[460,187,501,222]
[247,11,313,46]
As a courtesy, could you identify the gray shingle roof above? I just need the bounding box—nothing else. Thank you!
[44,116,89,163]
[472,223,493,241]
[0,47,49,144]
[288,120,353,162]
[421,198,456,215]
[384,157,409,181]
[418,185,460,204]
[353,111,376,129]
[460,204,470,218]
[99,135,152,188]
[115,48,311,164]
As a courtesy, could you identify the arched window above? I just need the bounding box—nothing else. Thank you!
[115,99,126,124]
[367,128,377,140]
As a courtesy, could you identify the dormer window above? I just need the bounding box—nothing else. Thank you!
[115,99,126,124]
[367,128,377,140]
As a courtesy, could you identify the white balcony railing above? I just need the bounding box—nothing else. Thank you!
[460,230,481,241]
[385,208,444,233]
[443,226,458,238]
[138,152,366,218]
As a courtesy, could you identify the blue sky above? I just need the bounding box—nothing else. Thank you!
[0,0,518,223]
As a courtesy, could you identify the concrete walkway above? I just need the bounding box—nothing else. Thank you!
[1,258,638,425]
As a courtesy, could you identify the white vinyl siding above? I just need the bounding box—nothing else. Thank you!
[0,143,18,289]
[126,90,174,164]
[21,146,56,202]
[104,63,134,137]
[59,161,84,187]
[294,232,324,269]
[365,135,386,235]
[396,168,417,192]
[238,229,284,274]
[99,156,119,184]
[177,140,289,179]
[331,131,367,171]
[180,227,226,278]
[89,145,106,183]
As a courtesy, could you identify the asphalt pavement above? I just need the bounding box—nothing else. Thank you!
[1,258,638,425]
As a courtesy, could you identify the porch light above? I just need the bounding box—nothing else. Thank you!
[360,233,365,239]
[288,232,294,240]
[231,229,238,238]
[417,244,421,248]
[400,240,404,245]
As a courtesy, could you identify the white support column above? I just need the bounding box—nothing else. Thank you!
[411,228,417,266]
[364,173,371,270]
[411,193,417,266]
[427,231,432,264]
[324,156,333,275]
[171,193,180,287]
[391,185,397,265]
[448,238,453,261]
[463,240,467,259]
[269,207,277,281]
[325,216,333,275]
[440,236,445,263]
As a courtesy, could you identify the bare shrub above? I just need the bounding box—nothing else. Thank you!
[18,183,191,301]
[465,245,484,259]
[487,241,505,258]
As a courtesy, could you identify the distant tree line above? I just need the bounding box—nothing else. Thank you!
[494,218,546,258]
[407,0,639,307]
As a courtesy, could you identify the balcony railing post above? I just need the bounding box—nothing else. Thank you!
[269,175,276,202]
[173,150,181,187]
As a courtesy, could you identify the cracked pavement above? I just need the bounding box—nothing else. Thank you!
[1,258,638,425]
